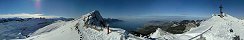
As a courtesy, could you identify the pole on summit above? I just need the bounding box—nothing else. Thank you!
[107,24,110,34]
[218,0,224,18]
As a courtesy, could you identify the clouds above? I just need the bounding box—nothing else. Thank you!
[0,13,60,18]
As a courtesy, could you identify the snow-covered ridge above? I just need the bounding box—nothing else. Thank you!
[22,10,128,40]
[82,10,106,27]
[29,20,67,37]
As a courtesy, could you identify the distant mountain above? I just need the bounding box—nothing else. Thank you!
[104,18,123,23]
[133,19,203,37]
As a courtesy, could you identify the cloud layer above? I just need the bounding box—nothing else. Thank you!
[0,13,59,18]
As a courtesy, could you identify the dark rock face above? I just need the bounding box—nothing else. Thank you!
[82,10,107,27]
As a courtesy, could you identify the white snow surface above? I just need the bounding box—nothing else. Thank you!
[29,20,66,37]
[150,28,174,39]
[183,14,244,40]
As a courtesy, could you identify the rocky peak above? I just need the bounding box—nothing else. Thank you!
[82,10,107,27]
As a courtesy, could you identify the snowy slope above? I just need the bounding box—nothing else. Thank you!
[177,13,244,40]
[29,20,67,37]
[148,13,244,40]
[25,20,81,40]
[201,14,244,40]
[0,18,64,39]
[149,28,175,40]
[22,10,128,40]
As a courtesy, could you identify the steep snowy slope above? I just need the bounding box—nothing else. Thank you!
[148,13,244,40]
[25,20,81,40]
[201,14,244,40]
[0,18,68,39]
[178,13,244,40]
[29,20,67,37]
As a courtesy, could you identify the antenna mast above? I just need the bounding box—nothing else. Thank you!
[219,0,224,18]
[219,0,223,14]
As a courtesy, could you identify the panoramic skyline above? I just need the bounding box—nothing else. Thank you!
[0,0,244,18]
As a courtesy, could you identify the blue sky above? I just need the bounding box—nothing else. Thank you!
[0,0,244,18]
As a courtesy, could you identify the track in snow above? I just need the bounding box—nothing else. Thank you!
[189,26,213,40]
